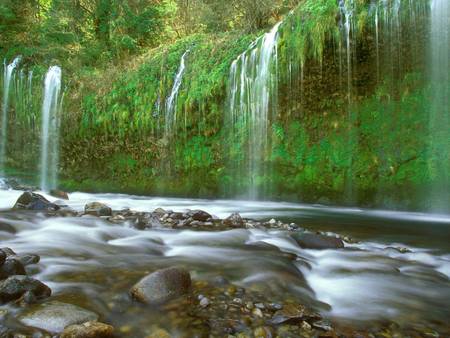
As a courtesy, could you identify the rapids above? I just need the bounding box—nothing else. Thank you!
[0,185,449,336]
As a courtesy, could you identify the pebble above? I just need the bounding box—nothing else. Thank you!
[253,308,264,318]
[200,297,210,308]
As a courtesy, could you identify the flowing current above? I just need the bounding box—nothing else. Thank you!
[0,185,449,336]
[40,66,62,191]
[0,57,21,175]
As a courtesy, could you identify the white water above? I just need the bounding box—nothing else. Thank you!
[0,185,449,328]
[40,66,62,191]
[0,56,21,174]
[428,0,450,213]
[165,50,189,138]
[227,22,282,199]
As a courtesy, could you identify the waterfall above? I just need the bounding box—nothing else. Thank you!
[227,22,282,199]
[428,0,450,212]
[0,56,21,175]
[165,50,189,139]
[40,66,62,191]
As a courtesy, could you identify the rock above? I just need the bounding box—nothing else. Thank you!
[186,210,212,222]
[254,326,274,338]
[0,276,51,304]
[134,214,163,230]
[0,222,16,234]
[84,202,112,217]
[291,233,344,250]
[15,254,40,266]
[271,304,308,325]
[199,297,210,308]
[147,328,171,338]
[223,213,244,228]
[61,321,114,338]
[252,308,264,318]
[0,258,26,280]
[268,219,277,225]
[20,301,98,333]
[130,267,191,304]
[50,189,69,200]
[13,192,60,211]
[153,208,166,215]
[0,247,15,257]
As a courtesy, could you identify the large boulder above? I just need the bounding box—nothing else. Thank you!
[0,276,51,304]
[130,267,191,304]
[223,213,244,228]
[84,202,112,217]
[292,233,344,250]
[13,192,60,211]
[61,321,114,338]
[20,301,98,333]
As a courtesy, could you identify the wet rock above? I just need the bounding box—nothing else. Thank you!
[13,192,60,211]
[84,202,112,217]
[254,326,274,338]
[0,276,51,304]
[0,258,26,279]
[20,301,98,333]
[223,213,244,228]
[153,208,166,215]
[61,321,114,338]
[199,297,210,308]
[0,247,15,257]
[147,328,171,338]
[134,213,163,230]
[186,210,212,222]
[270,304,308,325]
[50,189,69,200]
[130,267,191,304]
[14,254,40,267]
[291,233,344,250]
[0,221,16,234]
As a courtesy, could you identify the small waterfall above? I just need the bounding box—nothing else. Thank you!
[165,51,189,139]
[40,66,62,191]
[428,0,450,212]
[227,22,282,199]
[0,56,21,175]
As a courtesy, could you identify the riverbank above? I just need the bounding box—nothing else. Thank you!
[0,184,449,337]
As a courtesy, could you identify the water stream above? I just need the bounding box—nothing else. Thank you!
[0,57,21,175]
[40,66,62,191]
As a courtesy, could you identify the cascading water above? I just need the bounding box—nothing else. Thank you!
[227,22,282,199]
[40,66,62,191]
[428,0,450,212]
[0,56,21,175]
[165,50,189,139]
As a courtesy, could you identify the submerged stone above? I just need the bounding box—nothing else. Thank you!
[130,267,191,304]
[20,301,98,333]
[61,321,114,338]
[291,233,344,250]
[0,275,51,304]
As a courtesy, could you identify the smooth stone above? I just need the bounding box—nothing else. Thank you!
[0,276,51,304]
[15,254,40,266]
[84,202,112,217]
[13,192,60,211]
[291,232,344,250]
[20,301,98,333]
[50,189,69,200]
[61,321,114,338]
[130,267,191,304]
[0,222,16,234]
[147,328,171,338]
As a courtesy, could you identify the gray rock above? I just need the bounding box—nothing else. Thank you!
[13,192,60,211]
[20,301,98,333]
[49,189,69,200]
[0,276,51,304]
[130,267,191,304]
[0,258,26,280]
[0,222,16,234]
[186,210,212,222]
[84,202,112,217]
[15,254,40,266]
[291,232,344,250]
[223,213,244,228]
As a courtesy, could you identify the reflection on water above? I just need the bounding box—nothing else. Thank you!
[0,187,449,335]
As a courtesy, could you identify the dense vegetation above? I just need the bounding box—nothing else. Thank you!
[1,0,448,211]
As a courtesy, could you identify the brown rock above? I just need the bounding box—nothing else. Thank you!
[61,321,114,338]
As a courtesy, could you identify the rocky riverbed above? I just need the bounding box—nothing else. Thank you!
[0,187,449,337]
